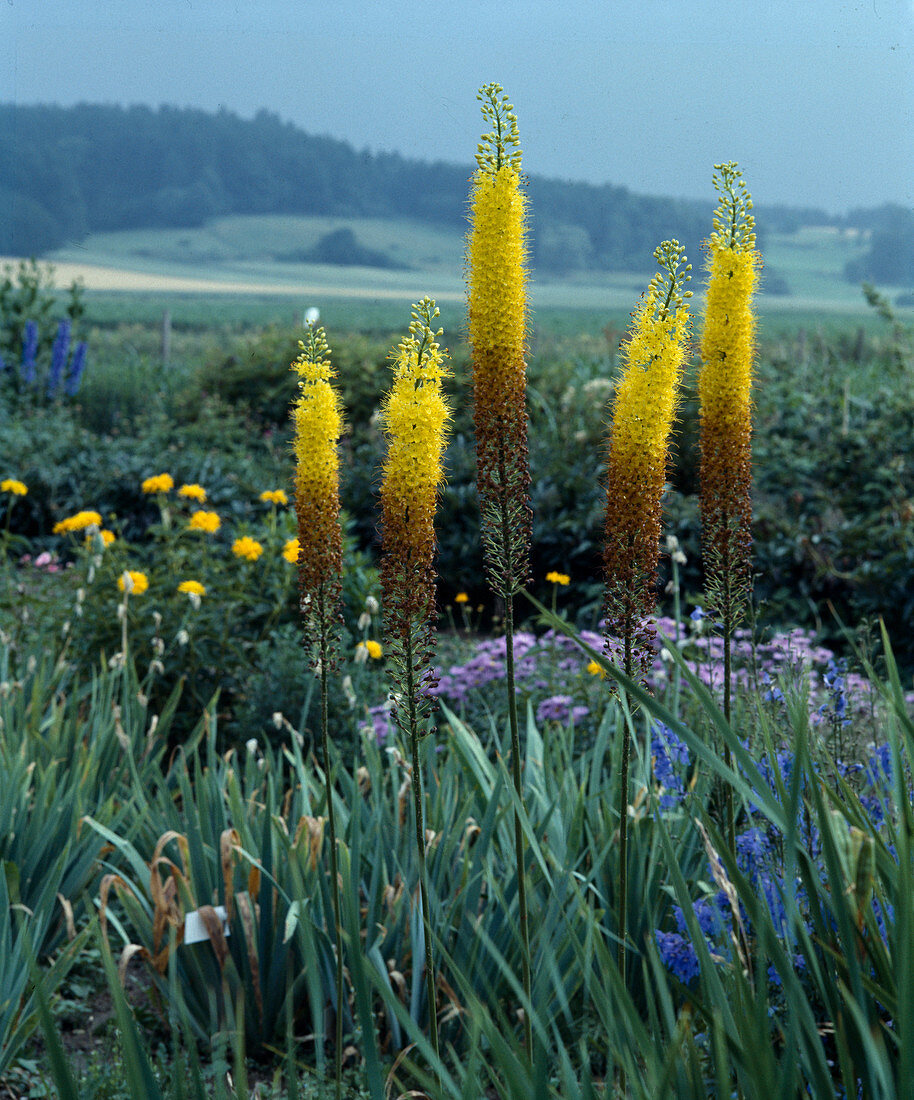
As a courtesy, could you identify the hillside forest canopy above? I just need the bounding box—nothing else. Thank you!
[1,102,912,284]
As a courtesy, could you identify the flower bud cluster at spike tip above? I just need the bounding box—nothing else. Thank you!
[291,321,344,664]
[604,241,692,680]
[380,296,451,643]
[698,163,760,623]
[466,84,531,596]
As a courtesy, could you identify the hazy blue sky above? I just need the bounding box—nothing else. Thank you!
[2,0,912,214]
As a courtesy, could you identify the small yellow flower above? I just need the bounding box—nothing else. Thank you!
[118,570,149,596]
[1,479,27,496]
[178,580,206,597]
[178,483,207,503]
[546,571,570,586]
[232,536,263,562]
[53,510,103,535]
[586,660,607,679]
[141,473,174,494]
[85,529,115,549]
[188,510,221,533]
[356,640,383,661]
[260,489,288,505]
[455,592,469,604]
[282,538,300,564]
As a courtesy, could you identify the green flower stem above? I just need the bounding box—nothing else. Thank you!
[504,590,534,1062]
[318,611,344,1100]
[618,622,633,988]
[404,623,441,1083]
[722,614,736,857]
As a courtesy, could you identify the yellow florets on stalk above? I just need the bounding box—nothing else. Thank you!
[291,321,344,666]
[604,240,692,680]
[379,296,450,1072]
[380,296,450,693]
[467,82,530,596]
[698,162,759,631]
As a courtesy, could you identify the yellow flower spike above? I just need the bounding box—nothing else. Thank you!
[141,473,173,494]
[1,479,27,496]
[380,296,451,653]
[379,296,450,1078]
[698,162,760,626]
[292,323,344,617]
[466,83,531,597]
[604,239,692,680]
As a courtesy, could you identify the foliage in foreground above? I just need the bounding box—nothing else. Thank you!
[1,608,914,1096]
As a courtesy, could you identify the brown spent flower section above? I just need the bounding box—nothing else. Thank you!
[379,500,437,659]
[472,346,532,595]
[293,456,343,666]
[699,408,753,613]
[602,463,663,682]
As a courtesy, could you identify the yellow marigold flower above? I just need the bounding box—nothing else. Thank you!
[698,163,760,623]
[455,592,469,604]
[85,529,115,549]
[232,535,263,562]
[466,84,531,595]
[53,510,103,535]
[1,479,27,496]
[380,297,451,645]
[118,570,149,595]
[187,510,221,533]
[604,240,692,678]
[282,538,300,564]
[356,639,383,660]
[178,580,206,597]
[546,571,570,586]
[141,473,174,494]
[178,483,207,502]
[586,660,607,679]
[292,323,344,663]
[260,489,288,505]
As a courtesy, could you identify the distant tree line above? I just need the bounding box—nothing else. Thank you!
[0,102,911,283]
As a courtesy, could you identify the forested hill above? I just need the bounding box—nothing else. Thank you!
[1,102,910,283]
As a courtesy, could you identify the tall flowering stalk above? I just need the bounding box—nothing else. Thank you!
[466,82,534,1058]
[380,296,450,1074]
[698,162,760,855]
[604,240,692,986]
[290,322,346,1100]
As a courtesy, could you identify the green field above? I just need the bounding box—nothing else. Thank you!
[43,212,913,337]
